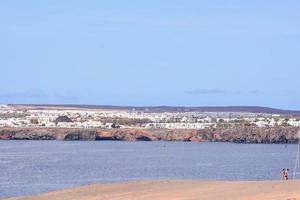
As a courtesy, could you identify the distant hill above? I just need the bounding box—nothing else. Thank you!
[10,104,300,116]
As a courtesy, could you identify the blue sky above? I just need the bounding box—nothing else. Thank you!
[0,0,300,109]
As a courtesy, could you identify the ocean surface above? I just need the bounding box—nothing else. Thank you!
[0,140,298,197]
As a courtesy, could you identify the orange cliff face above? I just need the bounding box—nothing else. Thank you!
[0,127,299,143]
[96,129,157,141]
[95,129,210,142]
[0,133,12,139]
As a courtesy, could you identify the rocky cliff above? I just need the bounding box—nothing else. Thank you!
[0,127,299,143]
[0,128,96,140]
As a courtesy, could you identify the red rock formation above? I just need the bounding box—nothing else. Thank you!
[0,127,299,143]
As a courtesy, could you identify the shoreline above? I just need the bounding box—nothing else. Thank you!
[1,127,299,143]
[5,180,300,200]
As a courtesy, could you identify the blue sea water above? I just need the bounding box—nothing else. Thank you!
[0,140,297,197]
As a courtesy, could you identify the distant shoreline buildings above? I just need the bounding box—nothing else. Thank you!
[0,104,300,129]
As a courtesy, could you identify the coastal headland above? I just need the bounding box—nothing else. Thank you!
[5,180,300,200]
[1,104,300,143]
[0,126,299,143]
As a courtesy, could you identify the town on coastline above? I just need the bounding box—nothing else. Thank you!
[1,104,300,143]
[1,104,300,129]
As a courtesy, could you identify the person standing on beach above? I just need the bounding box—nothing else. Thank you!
[282,169,286,180]
[282,169,289,180]
[284,169,289,180]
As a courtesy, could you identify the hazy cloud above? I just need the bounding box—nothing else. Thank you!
[0,89,48,99]
[0,90,77,101]
[186,89,227,95]
[186,89,263,95]
[52,92,78,100]
[248,90,260,94]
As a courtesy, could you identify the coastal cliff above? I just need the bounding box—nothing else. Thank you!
[0,127,299,143]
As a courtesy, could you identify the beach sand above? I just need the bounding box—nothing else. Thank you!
[5,180,300,200]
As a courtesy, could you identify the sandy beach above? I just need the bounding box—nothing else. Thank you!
[5,180,300,200]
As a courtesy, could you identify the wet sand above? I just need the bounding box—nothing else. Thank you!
[6,180,300,200]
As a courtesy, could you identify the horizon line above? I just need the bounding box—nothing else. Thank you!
[3,103,300,112]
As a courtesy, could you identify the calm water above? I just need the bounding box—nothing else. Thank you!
[0,140,297,197]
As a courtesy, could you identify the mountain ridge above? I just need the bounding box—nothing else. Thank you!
[8,104,300,116]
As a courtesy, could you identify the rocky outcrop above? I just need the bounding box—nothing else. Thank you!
[96,129,157,141]
[210,127,299,143]
[0,127,299,143]
[0,128,96,141]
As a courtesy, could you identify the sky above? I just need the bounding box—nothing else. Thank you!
[0,0,300,109]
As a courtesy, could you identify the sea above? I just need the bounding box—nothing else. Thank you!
[0,140,297,198]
